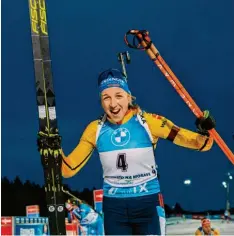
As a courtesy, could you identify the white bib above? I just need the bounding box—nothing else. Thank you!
[99,147,157,187]
[96,113,157,187]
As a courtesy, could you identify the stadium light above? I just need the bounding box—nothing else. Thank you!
[184,179,191,185]
[183,179,192,211]
[223,172,233,211]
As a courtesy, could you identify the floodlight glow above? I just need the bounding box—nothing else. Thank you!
[184,179,191,185]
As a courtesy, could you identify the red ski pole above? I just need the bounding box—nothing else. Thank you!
[124,30,234,165]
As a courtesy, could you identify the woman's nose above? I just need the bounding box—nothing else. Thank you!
[110,98,118,107]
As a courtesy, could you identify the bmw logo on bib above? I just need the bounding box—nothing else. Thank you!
[111,128,130,146]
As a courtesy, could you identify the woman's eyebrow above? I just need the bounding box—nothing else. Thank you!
[102,94,109,97]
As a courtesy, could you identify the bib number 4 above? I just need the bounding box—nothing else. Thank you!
[116,153,128,172]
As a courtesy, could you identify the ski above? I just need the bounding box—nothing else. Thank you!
[28,0,66,234]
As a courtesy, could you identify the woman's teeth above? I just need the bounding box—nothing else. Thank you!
[111,109,120,115]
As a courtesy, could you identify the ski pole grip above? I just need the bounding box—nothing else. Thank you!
[124,29,152,50]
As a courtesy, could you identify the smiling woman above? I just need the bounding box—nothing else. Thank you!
[99,69,133,124]
[52,68,217,235]
[101,88,130,122]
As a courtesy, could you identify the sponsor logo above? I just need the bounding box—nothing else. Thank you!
[48,206,55,212]
[29,0,39,34]
[125,179,133,184]
[107,183,149,196]
[139,183,148,193]
[100,77,125,85]
[57,206,64,212]
[111,128,130,146]
[29,0,48,35]
[160,118,167,128]
[108,187,118,195]
[20,228,35,235]
[1,218,12,224]
[94,190,103,202]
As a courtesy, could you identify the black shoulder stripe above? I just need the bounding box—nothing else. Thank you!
[167,126,180,142]
[62,149,94,170]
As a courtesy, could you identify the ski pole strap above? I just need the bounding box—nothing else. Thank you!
[199,137,210,151]
[124,30,152,50]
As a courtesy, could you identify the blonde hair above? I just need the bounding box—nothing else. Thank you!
[128,94,141,113]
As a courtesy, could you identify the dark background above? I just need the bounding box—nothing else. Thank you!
[2,0,234,212]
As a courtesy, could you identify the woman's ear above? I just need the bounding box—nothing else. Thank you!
[127,94,132,104]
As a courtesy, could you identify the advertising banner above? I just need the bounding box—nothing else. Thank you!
[66,223,78,235]
[1,217,14,236]
[93,189,103,215]
[14,217,49,235]
[26,205,40,218]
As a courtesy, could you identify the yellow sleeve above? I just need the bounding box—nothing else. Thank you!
[195,229,202,235]
[214,229,220,235]
[144,112,213,151]
[61,120,98,178]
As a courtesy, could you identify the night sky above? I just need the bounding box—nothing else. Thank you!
[2,0,234,211]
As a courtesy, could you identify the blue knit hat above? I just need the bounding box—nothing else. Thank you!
[98,68,131,94]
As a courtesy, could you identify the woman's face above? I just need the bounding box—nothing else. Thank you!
[202,224,211,234]
[101,87,131,123]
